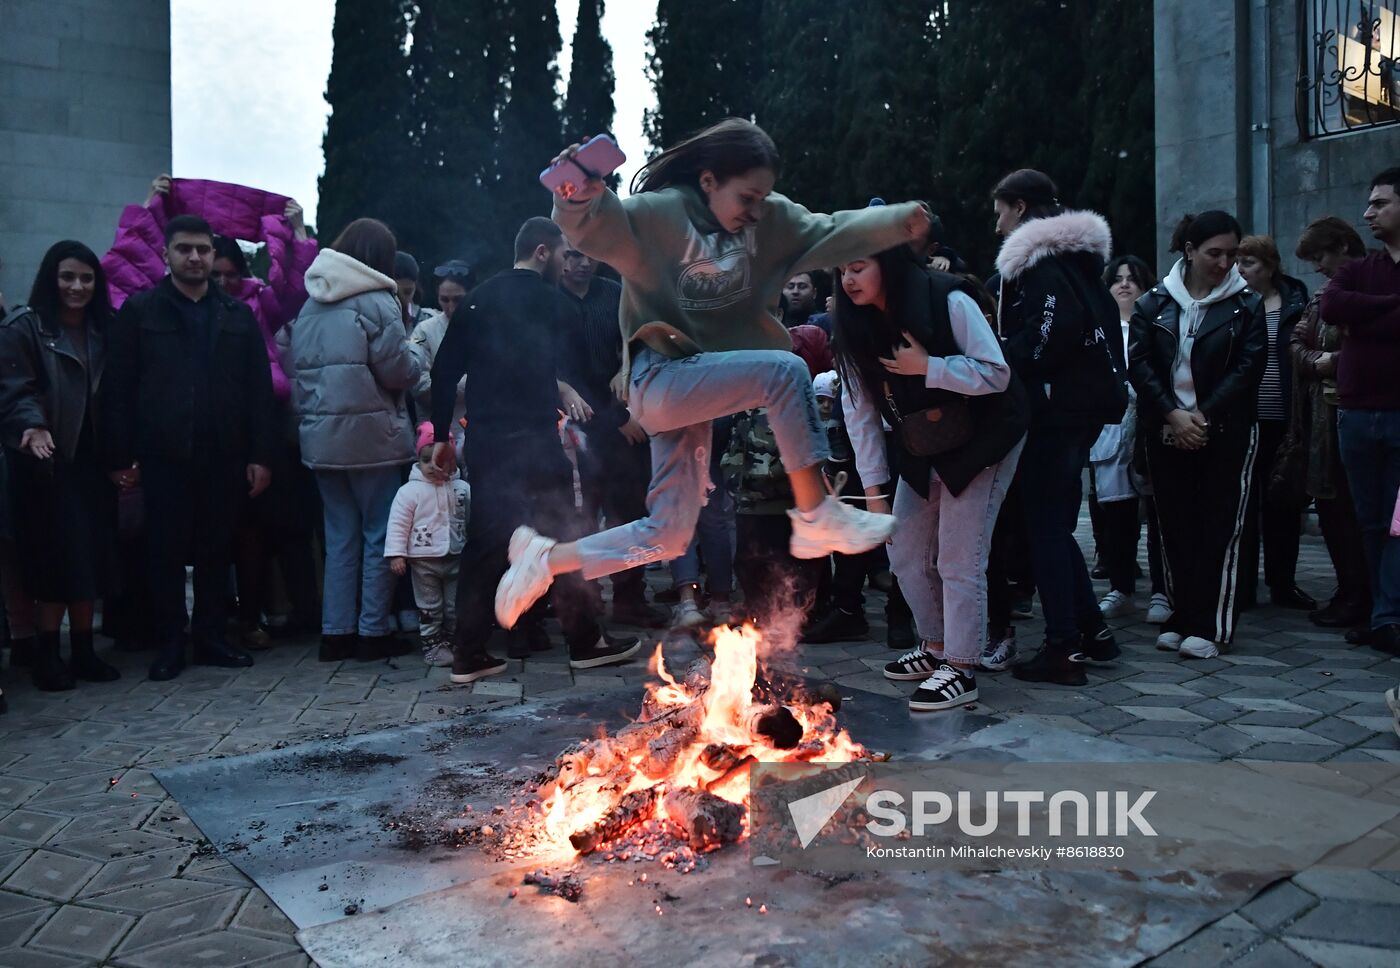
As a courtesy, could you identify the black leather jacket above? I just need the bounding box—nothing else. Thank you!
[0,306,105,463]
[1128,283,1267,433]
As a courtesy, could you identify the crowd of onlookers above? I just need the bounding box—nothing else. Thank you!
[0,145,1396,736]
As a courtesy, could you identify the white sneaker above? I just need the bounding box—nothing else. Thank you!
[1098,590,1137,619]
[979,629,1017,671]
[494,526,557,629]
[789,496,896,559]
[1156,632,1183,652]
[1179,635,1220,659]
[1146,593,1173,625]
[671,600,707,629]
[1386,687,1400,741]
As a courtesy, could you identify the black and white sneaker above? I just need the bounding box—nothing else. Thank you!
[569,633,642,670]
[1069,626,1120,664]
[908,664,978,711]
[884,648,946,681]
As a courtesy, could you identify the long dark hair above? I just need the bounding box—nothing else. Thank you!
[992,169,1064,222]
[213,236,251,277]
[831,247,927,408]
[27,240,112,327]
[329,218,397,278]
[630,118,780,194]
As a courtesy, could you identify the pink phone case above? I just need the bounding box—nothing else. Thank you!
[539,134,626,199]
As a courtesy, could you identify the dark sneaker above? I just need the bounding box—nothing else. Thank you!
[1012,641,1088,686]
[884,648,945,681]
[1270,585,1318,611]
[908,664,978,711]
[192,637,254,668]
[1069,626,1120,664]
[570,633,642,670]
[611,599,668,628]
[355,634,414,662]
[319,633,357,662]
[801,608,870,644]
[450,652,508,685]
[886,619,917,652]
[1010,596,1033,620]
[1309,599,1366,629]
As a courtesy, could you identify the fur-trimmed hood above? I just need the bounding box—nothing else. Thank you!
[994,210,1112,282]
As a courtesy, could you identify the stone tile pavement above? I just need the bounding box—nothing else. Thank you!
[0,523,1396,966]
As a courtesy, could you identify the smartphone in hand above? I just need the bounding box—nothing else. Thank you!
[539,134,627,199]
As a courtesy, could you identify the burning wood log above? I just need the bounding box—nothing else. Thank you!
[639,723,699,779]
[744,704,803,749]
[700,743,746,773]
[569,787,660,854]
[662,787,746,851]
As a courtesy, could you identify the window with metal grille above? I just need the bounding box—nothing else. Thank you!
[1297,0,1400,137]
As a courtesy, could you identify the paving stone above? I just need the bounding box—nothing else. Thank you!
[1230,711,1326,729]
[1234,725,1339,747]
[1111,735,1218,760]
[1285,900,1400,947]
[1237,743,1342,763]
[1146,915,1263,966]
[0,946,88,966]
[1238,879,1318,931]
[0,907,54,948]
[0,891,50,920]
[77,848,192,898]
[3,851,100,902]
[46,804,157,843]
[114,890,242,955]
[1291,869,1400,904]
[1117,706,1210,723]
[1226,938,1320,968]
[26,773,125,805]
[112,927,300,967]
[83,880,238,914]
[1111,720,1206,739]
[1073,707,1141,733]
[229,889,295,938]
[1121,681,1202,698]
[56,831,184,863]
[28,903,134,961]
[1303,717,1382,746]
[1180,699,1240,722]
[180,859,253,888]
[0,849,33,884]
[1283,938,1400,968]
[0,779,44,809]
[0,813,68,848]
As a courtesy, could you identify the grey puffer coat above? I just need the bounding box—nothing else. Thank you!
[290,249,421,470]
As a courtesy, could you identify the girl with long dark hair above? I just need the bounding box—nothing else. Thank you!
[0,241,120,689]
[482,119,930,628]
[832,246,1028,710]
[1128,211,1266,659]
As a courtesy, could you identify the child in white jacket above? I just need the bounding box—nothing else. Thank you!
[386,424,470,666]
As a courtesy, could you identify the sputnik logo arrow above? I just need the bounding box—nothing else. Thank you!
[786,774,867,848]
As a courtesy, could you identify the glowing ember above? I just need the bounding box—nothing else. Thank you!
[535,624,870,856]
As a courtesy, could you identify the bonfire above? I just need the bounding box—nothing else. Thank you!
[534,624,872,859]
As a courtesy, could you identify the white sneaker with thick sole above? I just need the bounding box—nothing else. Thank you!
[1098,590,1137,619]
[979,630,1017,671]
[789,496,896,559]
[1386,687,1400,741]
[1156,632,1183,652]
[1146,592,1173,624]
[672,600,707,629]
[1179,635,1220,659]
[494,526,557,629]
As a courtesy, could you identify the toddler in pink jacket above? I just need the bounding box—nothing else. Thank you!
[386,425,470,666]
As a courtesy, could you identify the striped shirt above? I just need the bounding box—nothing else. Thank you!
[1257,307,1286,421]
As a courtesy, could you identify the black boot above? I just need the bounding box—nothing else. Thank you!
[69,630,120,682]
[1270,584,1318,611]
[1011,637,1087,686]
[148,638,186,681]
[8,635,35,668]
[193,636,254,668]
[355,633,412,662]
[319,633,357,662]
[31,631,75,691]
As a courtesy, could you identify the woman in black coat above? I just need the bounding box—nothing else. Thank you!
[1129,211,1267,660]
[0,241,120,690]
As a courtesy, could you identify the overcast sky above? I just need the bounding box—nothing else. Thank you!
[171,0,658,228]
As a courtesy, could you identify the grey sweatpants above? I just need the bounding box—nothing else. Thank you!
[575,346,830,581]
[409,555,459,639]
[889,438,1024,666]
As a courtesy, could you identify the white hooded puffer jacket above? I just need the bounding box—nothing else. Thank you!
[290,249,422,469]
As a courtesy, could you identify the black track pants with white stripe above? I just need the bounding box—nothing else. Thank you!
[1145,422,1259,645]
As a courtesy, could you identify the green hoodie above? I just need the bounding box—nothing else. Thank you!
[552,184,921,366]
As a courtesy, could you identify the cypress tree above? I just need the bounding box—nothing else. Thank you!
[318,0,413,242]
[644,0,764,153]
[496,0,564,253]
[562,0,616,142]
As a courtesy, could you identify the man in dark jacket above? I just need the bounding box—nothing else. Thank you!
[989,172,1129,686]
[102,214,277,681]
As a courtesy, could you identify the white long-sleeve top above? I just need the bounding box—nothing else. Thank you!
[841,290,1012,489]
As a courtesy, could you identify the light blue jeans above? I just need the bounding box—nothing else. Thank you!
[315,466,403,636]
[889,438,1024,666]
[576,347,828,581]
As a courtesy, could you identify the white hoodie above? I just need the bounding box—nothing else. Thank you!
[304,248,397,303]
[384,465,470,559]
[1161,258,1248,411]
